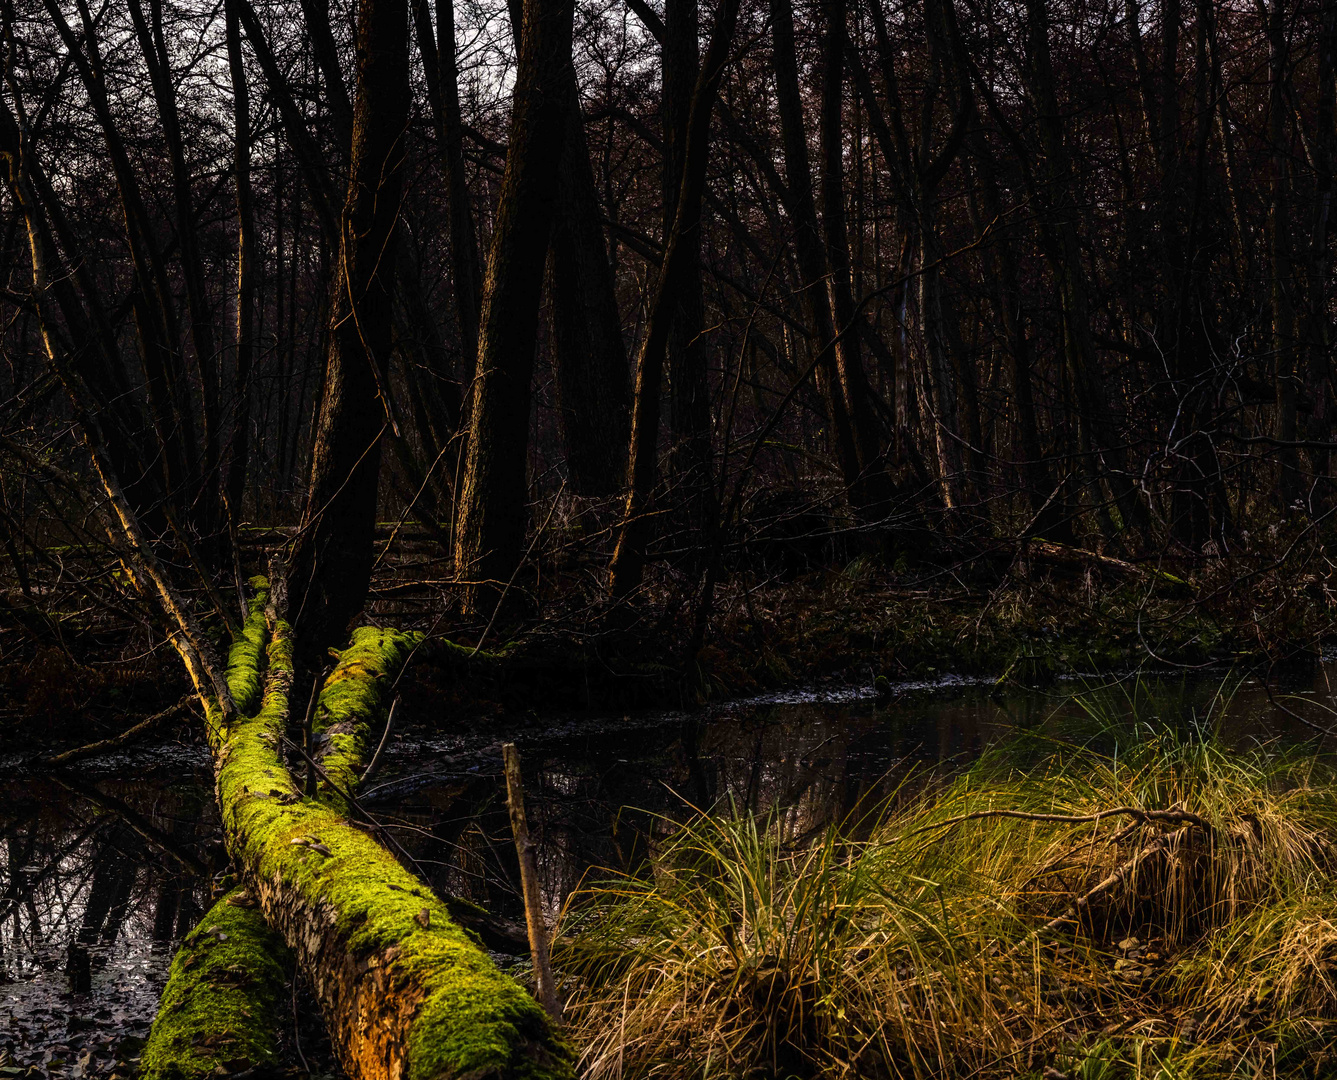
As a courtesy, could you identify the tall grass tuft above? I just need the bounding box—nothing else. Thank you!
[556,684,1337,1078]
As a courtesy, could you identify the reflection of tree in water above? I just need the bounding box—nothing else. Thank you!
[367,693,1022,928]
[0,687,1043,1068]
[0,777,213,1071]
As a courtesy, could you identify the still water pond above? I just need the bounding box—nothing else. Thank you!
[0,669,1330,1075]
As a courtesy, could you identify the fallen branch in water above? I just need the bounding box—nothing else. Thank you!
[40,696,195,767]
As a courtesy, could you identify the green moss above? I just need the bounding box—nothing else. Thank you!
[207,609,572,1080]
[311,625,423,813]
[140,888,290,1080]
[224,579,271,717]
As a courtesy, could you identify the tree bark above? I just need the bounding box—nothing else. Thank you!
[287,0,412,670]
[548,65,631,497]
[453,0,576,616]
[129,0,222,536]
[607,0,740,598]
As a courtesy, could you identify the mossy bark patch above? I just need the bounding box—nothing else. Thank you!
[312,625,423,813]
[140,888,290,1080]
[208,595,572,1080]
[224,577,271,716]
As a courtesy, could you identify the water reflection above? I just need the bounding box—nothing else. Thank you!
[1,668,1333,1071]
[0,775,212,1074]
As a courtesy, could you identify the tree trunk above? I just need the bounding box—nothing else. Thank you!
[413,0,483,366]
[287,0,412,670]
[130,0,222,537]
[819,0,892,515]
[767,0,863,511]
[225,0,256,548]
[43,0,198,517]
[607,0,740,598]
[966,132,1068,540]
[453,0,576,616]
[1268,0,1299,506]
[1022,0,1148,541]
[662,0,714,532]
[548,65,631,497]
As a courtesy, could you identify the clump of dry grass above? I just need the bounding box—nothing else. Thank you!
[555,688,1337,1079]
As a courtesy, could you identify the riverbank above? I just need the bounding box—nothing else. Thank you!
[401,537,1335,719]
[3,535,1333,751]
[556,705,1337,1079]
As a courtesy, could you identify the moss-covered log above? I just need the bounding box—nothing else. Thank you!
[141,888,290,1080]
[312,625,423,813]
[209,583,571,1079]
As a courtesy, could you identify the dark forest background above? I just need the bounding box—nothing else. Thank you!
[1,0,1334,709]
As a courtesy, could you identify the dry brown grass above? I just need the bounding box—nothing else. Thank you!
[555,689,1337,1079]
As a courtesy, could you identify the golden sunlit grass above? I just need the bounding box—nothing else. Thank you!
[555,682,1337,1079]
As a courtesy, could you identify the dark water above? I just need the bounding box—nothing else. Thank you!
[1,667,1332,1075]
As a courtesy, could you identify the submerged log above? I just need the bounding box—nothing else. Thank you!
[209,582,571,1079]
[141,888,290,1080]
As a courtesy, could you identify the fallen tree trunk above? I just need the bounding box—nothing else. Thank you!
[306,634,533,958]
[210,582,571,1078]
[141,888,291,1080]
[311,625,423,815]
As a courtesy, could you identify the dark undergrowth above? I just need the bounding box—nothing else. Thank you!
[3,518,1336,746]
